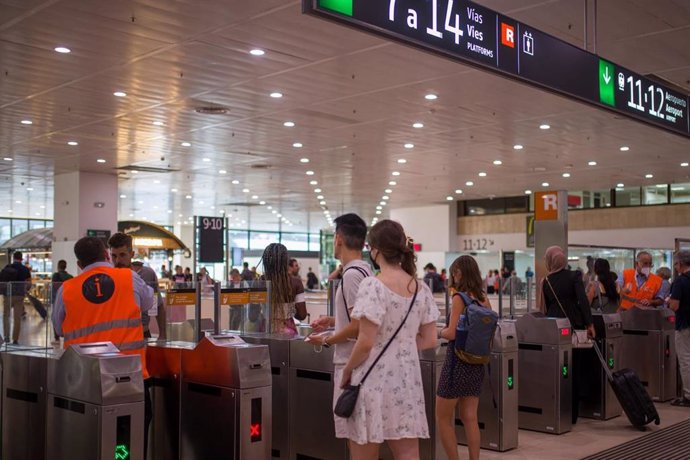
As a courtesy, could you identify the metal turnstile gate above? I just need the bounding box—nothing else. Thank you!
[457,320,518,451]
[180,334,272,460]
[47,342,145,460]
[516,313,572,434]
[580,313,623,420]
[620,308,677,402]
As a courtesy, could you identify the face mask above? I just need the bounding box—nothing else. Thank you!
[371,251,380,271]
[640,267,651,276]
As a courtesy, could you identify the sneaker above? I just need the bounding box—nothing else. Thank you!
[671,397,690,407]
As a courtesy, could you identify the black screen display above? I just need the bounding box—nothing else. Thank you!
[197,216,225,263]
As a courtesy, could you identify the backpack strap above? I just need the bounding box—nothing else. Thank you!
[341,266,370,322]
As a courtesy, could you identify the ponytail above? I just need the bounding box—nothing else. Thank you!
[401,237,417,279]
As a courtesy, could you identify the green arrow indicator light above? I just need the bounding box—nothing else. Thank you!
[562,366,568,378]
[507,376,514,389]
[608,357,614,369]
[115,444,129,460]
[318,0,353,16]
[599,59,615,107]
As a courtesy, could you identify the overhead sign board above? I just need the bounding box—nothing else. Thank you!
[305,0,690,138]
[196,216,225,263]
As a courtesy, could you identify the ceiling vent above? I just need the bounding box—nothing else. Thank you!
[250,163,271,170]
[219,202,262,207]
[195,106,229,115]
[117,165,179,173]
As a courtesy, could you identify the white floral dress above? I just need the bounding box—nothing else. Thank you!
[342,277,439,445]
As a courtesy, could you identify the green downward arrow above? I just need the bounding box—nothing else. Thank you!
[115,444,129,460]
[319,0,353,16]
[599,59,615,106]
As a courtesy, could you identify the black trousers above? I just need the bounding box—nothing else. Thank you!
[144,378,152,458]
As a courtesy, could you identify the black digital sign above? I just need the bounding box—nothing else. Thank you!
[305,0,690,138]
[196,216,225,263]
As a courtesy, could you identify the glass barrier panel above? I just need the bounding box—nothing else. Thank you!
[219,280,271,335]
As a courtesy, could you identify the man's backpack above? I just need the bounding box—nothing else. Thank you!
[454,292,499,365]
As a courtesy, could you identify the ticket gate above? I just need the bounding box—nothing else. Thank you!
[180,334,272,460]
[241,333,297,459]
[580,313,623,420]
[457,320,519,451]
[288,339,347,460]
[167,318,214,342]
[1,348,55,460]
[146,340,196,460]
[620,308,677,402]
[516,313,572,434]
[47,342,145,460]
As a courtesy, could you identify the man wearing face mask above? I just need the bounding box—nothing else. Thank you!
[619,251,665,310]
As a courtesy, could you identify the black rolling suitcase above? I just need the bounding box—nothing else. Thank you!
[593,343,660,430]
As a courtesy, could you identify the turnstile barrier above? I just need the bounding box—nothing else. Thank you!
[620,307,677,402]
[516,313,572,434]
[47,342,145,460]
[457,320,518,451]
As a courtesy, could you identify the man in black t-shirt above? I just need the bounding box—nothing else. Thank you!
[2,251,32,344]
[670,250,690,407]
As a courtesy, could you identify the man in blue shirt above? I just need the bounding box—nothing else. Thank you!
[670,250,690,407]
[2,251,32,344]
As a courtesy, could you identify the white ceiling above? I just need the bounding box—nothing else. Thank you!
[1,0,690,232]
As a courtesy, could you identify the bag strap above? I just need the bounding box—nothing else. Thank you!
[545,275,569,320]
[595,282,603,311]
[359,280,419,386]
[340,266,369,322]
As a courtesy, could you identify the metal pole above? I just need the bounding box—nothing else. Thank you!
[498,277,504,318]
[194,282,203,342]
[213,281,221,335]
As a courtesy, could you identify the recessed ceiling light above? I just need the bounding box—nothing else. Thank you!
[478,172,487,177]
[645,174,654,179]
[15,200,21,204]
[376,210,382,215]
[232,180,240,185]
[539,124,551,130]
[219,169,227,174]
[620,146,630,152]
[202,158,211,162]
[382,195,390,200]
[376,206,382,210]
[493,160,502,165]
[167,209,173,213]
[300,158,309,163]
[181,142,191,147]
[270,92,283,98]
[267,206,272,210]
[153,121,164,126]
[446,196,454,201]
[20,120,32,125]
[398,159,407,164]
[466,181,474,186]
[249,49,265,56]
[617,183,625,188]
[513,144,523,150]
[171,188,178,192]
[310,180,318,185]
[588,161,597,166]
[320,200,326,205]
[317,195,324,200]
[252,195,259,199]
[185,195,192,199]
[6,210,11,213]
[3,157,13,161]
[404,143,414,149]
[525,190,532,195]
[96,159,106,163]
[413,122,424,129]
[54,46,71,54]
[277,214,282,218]
[681,162,689,167]
[35,212,40,216]
[562,172,571,178]
[138,200,144,205]
[380,201,386,206]
[313,188,322,193]
[293,142,303,148]
[541,182,550,187]
[283,121,295,127]
[113,91,127,97]
[455,189,463,194]
[131,170,138,174]
[306,170,314,175]
[389,181,397,186]
[385,189,392,193]
[26,187,33,191]
[67,141,78,146]
[392,171,401,176]
[242,188,250,193]
[425,94,438,100]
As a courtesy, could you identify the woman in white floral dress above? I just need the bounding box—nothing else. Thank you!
[341,220,439,459]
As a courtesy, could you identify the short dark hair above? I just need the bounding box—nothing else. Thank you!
[424,263,436,271]
[289,258,298,267]
[74,237,107,267]
[13,251,22,261]
[334,213,367,250]
[58,260,67,270]
[108,232,132,250]
[230,268,240,276]
[243,262,249,268]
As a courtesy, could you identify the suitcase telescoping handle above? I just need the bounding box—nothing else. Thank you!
[593,341,614,382]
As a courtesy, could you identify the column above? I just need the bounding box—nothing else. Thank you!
[534,190,569,307]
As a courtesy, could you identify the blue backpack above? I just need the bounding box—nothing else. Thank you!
[454,292,499,365]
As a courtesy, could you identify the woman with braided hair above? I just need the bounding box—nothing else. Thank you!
[261,243,307,335]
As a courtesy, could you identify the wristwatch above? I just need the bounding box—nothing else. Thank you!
[323,336,331,348]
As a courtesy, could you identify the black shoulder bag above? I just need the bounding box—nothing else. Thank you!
[341,266,370,322]
[334,280,419,418]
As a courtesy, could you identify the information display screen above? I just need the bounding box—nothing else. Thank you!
[196,216,225,263]
[306,0,690,137]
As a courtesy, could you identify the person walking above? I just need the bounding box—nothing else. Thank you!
[586,258,621,313]
[261,243,307,335]
[51,259,73,302]
[339,220,438,459]
[670,250,690,406]
[1,251,32,344]
[540,246,594,424]
[436,255,492,460]
[241,262,254,282]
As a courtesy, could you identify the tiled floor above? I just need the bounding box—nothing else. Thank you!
[476,404,690,460]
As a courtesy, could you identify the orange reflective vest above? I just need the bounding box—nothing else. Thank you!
[61,265,148,379]
[619,268,663,310]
